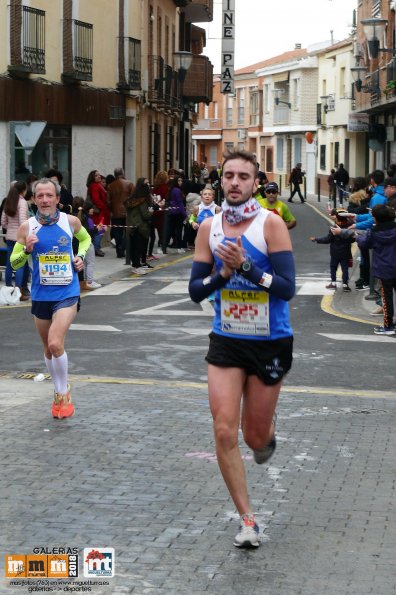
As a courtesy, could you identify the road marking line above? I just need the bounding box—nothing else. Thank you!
[155,281,188,294]
[297,281,336,295]
[83,281,143,296]
[70,324,121,332]
[181,328,211,335]
[126,296,213,316]
[318,332,396,343]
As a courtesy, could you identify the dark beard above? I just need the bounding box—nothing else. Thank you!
[224,196,250,207]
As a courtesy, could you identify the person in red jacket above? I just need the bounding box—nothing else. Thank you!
[86,170,110,256]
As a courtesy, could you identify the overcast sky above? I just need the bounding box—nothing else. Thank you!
[203,0,357,72]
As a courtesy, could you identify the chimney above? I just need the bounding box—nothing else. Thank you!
[295,43,302,49]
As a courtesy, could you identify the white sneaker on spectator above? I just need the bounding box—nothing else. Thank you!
[85,281,102,289]
[131,267,147,275]
[177,248,186,254]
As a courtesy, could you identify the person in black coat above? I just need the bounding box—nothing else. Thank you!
[333,164,350,205]
[288,163,305,203]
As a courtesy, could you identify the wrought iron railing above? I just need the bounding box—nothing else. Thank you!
[148,56,181,109]
[127,38,141,89]
[72,20,93,78]
[21,6,45,73]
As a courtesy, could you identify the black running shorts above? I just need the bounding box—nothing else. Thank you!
[205,332,293,386]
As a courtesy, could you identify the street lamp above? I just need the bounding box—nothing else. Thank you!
[350,65,380,93]
[173,51,193,177]
[360,17,394,59]
[173,51,193,83]
[320,95,330,113]
[272,88,291,108]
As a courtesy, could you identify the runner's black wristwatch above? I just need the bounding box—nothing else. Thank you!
[238,258,252,275]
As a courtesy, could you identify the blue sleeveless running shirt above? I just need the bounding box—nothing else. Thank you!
[197,203,217,225]
[27,213,80,301]
[209,210,293,341]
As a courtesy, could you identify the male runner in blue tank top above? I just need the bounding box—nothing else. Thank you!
[189,151,295,548]
[11,178,91,419]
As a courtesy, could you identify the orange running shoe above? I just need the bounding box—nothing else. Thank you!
[52,385,74,419]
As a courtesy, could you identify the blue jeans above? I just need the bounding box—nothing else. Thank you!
[5,240,25,287]
[93,234,102,251]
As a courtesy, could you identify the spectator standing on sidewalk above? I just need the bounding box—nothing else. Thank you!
[348,171,386,291]
[384,176,396,210]
[86,170,110,257]
[288,163,305,203]
[73,196,103,291]
[199,162,209,189]
[327,169,336,201]
[152,170,169,254]
[1,181,30,301]
[10,178,91,418]
[125,177,153,275]
[165,176,187,253]
[310,209,355,292]
[189,150,295,549]
[333,164,350,206]
[357,204,396,335]
[107,168,134,259]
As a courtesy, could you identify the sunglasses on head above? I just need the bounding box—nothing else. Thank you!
[265,189,278,194]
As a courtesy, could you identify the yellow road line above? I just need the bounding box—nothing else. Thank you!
[321,294,375,326]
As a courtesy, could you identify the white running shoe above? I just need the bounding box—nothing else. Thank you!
[177,248,186,254]
[233,514,260,548]
[131,267,147,275]
[85,281,102,289]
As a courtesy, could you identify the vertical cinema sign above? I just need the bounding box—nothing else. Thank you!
[221,0,235,94]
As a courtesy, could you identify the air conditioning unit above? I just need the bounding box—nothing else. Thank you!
[237,129,247,140]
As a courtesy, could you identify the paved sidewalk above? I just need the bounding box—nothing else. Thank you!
[0,375,395,594]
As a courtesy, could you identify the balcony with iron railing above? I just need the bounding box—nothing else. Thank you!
[62,19,93,82]
[9,5,45,74]
[384,58,396,100]
[182,54,213,103]
[148,56,181,110]
[369,70,381,105]
[183,0,213,23]
[118,37,141,91]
